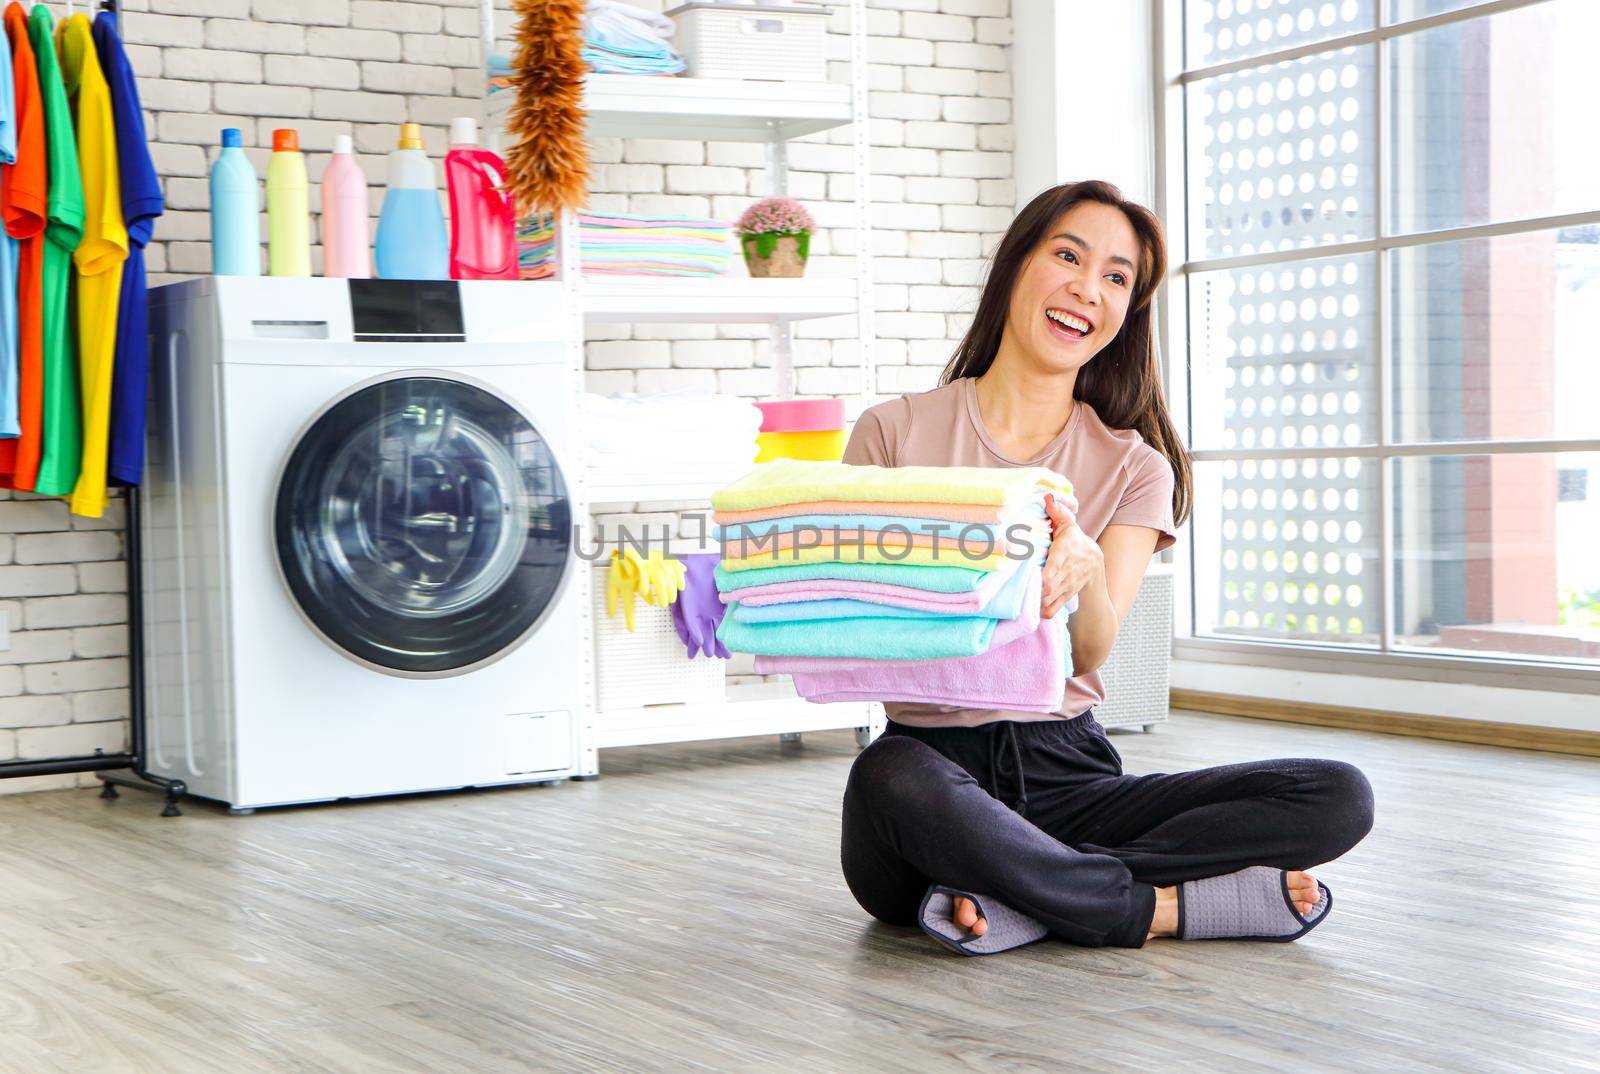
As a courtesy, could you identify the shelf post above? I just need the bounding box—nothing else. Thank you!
[850,0,875,407]
[765,132,797,399]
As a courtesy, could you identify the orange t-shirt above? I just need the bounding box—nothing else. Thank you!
[0,2,46,490]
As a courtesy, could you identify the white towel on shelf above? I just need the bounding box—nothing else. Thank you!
[582,392,762,468]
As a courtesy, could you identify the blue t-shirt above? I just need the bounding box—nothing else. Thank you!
[0,32,17,439]
[93,12,162,485]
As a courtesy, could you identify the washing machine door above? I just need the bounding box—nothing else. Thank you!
[274,374,572,677]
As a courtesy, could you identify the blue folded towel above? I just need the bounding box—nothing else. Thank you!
[715,507,1045,547]
[729,553,1036,624]
[717,608,1000,659]
[714,560,989,595]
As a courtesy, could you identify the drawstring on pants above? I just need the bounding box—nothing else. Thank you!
[985,721,1028,819]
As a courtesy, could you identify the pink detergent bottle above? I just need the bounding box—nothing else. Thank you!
[445,117,518,280]
[321,134,371,278]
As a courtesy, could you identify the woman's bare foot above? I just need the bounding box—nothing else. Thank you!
[1147,870,1320,940]
[952,895,987,937]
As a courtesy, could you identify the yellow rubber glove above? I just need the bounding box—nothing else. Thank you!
[605,549,686,631]
[607,550,641,631]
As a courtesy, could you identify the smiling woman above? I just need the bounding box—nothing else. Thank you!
[838,179,1375,957]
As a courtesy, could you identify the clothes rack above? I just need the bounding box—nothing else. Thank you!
[0,0,186,815]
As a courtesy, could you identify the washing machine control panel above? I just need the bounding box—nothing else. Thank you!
[350,279,466,343]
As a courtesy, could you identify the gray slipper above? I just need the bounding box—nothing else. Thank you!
[918,885,1049,956]
[1177,866,1333,941]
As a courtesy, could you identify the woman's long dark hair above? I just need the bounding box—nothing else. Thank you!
[940,180,1192,527]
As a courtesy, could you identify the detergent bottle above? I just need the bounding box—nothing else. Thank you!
[209,128,260,276]
[321,134,370,278]
[375,123,449,280]
[445,117,518,280]
[266,128,311,277]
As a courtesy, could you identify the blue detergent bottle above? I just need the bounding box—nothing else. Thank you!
[375,123,449,280]
[209,128,260,276]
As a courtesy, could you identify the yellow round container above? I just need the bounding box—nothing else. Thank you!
[755,428,848,463]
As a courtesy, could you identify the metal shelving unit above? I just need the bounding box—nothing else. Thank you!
[482,1,883,769]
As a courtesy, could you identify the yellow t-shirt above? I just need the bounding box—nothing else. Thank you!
[57,13,126,518]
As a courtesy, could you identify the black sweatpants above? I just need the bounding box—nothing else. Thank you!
[841,713,1375,948]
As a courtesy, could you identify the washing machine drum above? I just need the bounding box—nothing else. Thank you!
[275,375,572,676]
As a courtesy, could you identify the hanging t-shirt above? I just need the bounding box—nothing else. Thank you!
[27,4,84,498]
[0,21,16,439]
[93,11,158,488]
[56,13,125,519]
[0,1,46,491]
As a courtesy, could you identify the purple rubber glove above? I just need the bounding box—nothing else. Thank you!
[671,553,731,659]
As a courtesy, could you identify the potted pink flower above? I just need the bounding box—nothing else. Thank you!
[735,196,815,278]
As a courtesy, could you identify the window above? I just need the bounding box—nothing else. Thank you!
[1171,0,1600,669]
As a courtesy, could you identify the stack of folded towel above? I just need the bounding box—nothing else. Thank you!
[518,211,735,280]
[584,392,762,471]
[711,460,1078,712]
[486,54,515,95]
[582,0,686,76]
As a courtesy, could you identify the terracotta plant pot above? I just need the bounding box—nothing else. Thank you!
[742,233,809,278]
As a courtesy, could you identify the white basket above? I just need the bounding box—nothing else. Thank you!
[666,2,830,83]
[1094,566,1173,731]
[592,565,728,710]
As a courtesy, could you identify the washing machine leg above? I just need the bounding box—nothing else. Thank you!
[228,806,255,816]
[570,774,600,782]
[779,732,802,744]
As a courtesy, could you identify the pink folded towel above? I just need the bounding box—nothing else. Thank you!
[721,552,1027,611]
[713,496,1073,527]
[753,569,1041,673]
[789,613,1069,713]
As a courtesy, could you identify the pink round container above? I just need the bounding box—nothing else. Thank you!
[754,397,846,433]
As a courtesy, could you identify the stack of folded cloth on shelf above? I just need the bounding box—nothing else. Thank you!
[583,392,762,472]
[582,0,686,76]
[485,54,515,95]
[711,460,1079,712]
[484,0,686,86]
[518,211,735,279]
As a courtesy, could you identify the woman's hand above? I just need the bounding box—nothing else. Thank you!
[1041,492,1102,619]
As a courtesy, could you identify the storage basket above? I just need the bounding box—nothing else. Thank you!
[666,2,830,82]
[1093,566,1173,731]
[592,564,728,710]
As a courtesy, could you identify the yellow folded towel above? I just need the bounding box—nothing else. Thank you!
[712,459,1073,512]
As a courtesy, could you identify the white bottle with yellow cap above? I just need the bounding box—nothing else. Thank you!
[375,122,449,280]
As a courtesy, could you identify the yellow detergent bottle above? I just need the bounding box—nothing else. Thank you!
[266,128,311,277]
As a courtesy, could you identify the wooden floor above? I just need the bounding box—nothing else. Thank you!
[0,712,1595,1073]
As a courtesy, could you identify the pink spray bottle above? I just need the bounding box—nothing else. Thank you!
[445,117,519,281]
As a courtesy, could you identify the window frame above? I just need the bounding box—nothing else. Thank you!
[1154,0,1600,690]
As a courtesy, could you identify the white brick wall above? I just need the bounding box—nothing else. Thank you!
[0,0,1013,790]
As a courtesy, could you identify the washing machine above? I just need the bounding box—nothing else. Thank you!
[141,277,588,810]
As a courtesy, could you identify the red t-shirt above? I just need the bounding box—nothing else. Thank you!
[0,2,47,490]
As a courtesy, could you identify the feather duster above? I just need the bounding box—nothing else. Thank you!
[504,0,589,217]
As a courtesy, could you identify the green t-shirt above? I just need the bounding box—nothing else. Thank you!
[28,4,84,497]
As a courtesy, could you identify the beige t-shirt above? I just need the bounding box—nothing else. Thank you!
[841,376,1177,727]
